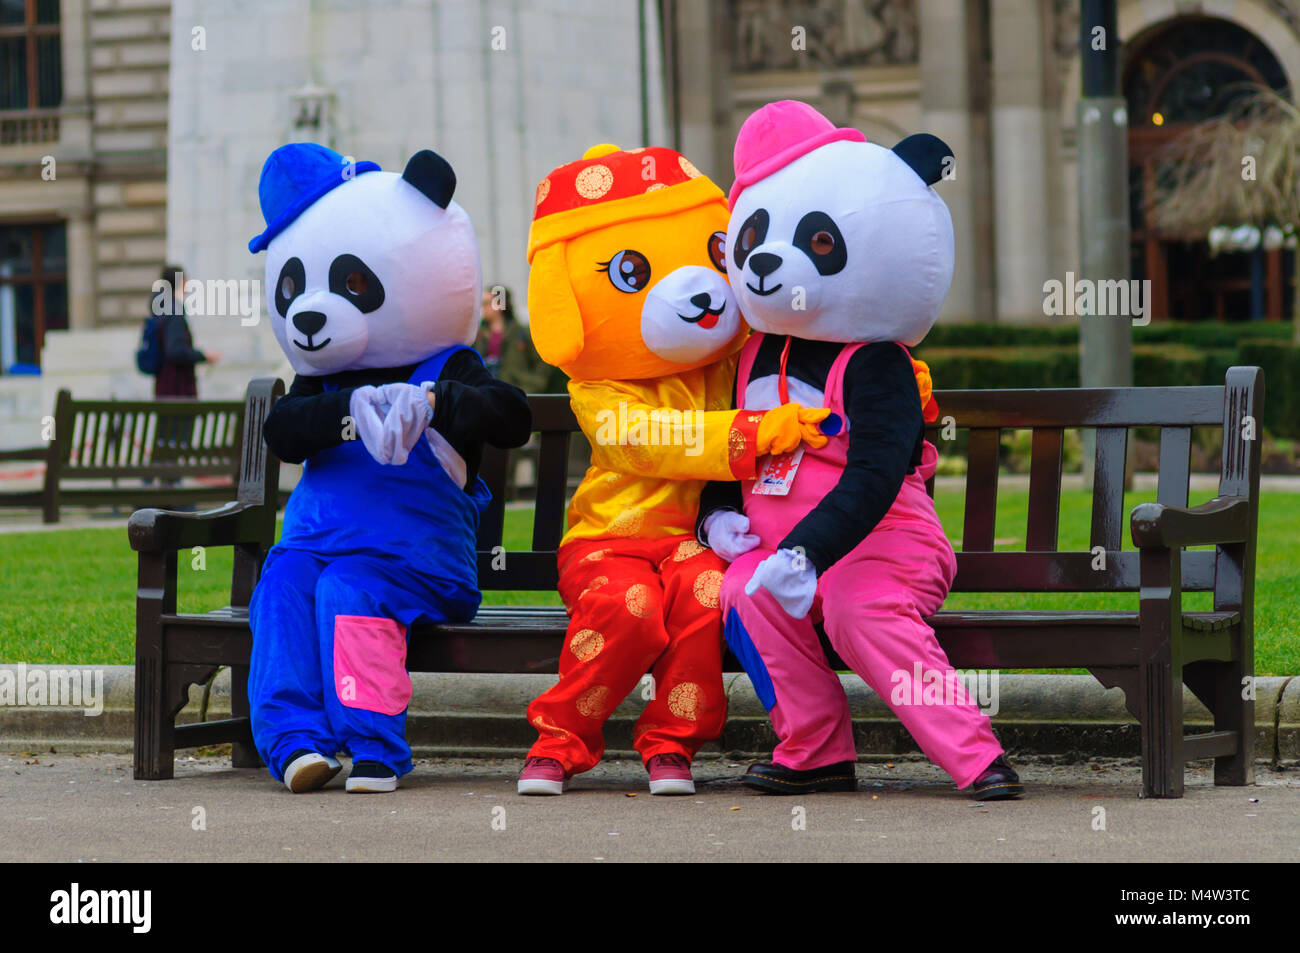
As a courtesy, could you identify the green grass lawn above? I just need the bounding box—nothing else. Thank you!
[2,488,1297,673]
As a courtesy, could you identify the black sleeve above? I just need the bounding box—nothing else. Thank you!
[162,315,206,365]
[262,374,356,465]
[696,478,744,544]
[428,349,533,485]
[779,342,923,574]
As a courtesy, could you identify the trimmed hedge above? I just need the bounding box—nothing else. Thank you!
[921,320,1292,349]
[912,322,1300,437]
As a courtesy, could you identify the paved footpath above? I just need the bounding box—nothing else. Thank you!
[1,751,1296,862]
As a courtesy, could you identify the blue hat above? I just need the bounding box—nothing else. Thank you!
[248,143,381,253]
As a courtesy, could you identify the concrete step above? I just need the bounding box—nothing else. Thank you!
[2,668,1294,766]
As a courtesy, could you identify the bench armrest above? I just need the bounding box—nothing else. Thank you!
[128,500,273,553]
[1130,497,1250,549]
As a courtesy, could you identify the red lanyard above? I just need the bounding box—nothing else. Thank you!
[778,335,791,405]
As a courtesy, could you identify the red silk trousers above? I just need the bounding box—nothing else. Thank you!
[525,534,728,775]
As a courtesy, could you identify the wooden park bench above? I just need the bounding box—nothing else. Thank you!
[0,389,245,523]
[129,367,1262,798]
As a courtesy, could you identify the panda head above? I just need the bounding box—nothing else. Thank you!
[253,145,481,376]
[727,109,954,346]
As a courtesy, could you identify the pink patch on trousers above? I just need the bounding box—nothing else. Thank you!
[334,615,411,716]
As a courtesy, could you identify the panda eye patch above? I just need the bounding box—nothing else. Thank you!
[274,257,305,318]
[328,254,385,313]
[598,250,651,294]
[793,211,846,275]
[733,208,769,271]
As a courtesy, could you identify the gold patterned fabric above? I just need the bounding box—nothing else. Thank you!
[562,352,759,546]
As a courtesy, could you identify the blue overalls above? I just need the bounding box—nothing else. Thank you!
[248,345,491,779]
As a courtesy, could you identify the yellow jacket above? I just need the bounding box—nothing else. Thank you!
[563,352,761,546]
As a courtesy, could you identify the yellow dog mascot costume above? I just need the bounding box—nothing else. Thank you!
[518,144,828,795]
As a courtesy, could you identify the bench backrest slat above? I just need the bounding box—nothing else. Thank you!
[1025,427,1063,551]
[933,385,1224,427]
[1156,426,1191,508]
[532,429,571,552]
[952,550,1217,592]
[1090,426,1128,552]
[962,427,1000,551]
[476,444,510,553]
[1213,367,1263,614]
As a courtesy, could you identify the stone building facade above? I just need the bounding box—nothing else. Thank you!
[2,0,1298,444]
[668,0,1300,325]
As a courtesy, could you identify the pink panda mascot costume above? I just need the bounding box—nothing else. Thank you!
[697,101,1021,799]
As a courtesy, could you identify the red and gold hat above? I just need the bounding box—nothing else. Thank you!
[526,143,725,262]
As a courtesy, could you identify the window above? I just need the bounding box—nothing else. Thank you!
[0,0,61,111]
[0,222,67,373]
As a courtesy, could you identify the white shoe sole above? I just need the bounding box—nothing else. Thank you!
[283,753,342,793]
[649,777,696,796]
[517,777,565,795]
[346,774,399,793]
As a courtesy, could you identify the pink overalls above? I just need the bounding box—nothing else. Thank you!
[719,336,1004,789]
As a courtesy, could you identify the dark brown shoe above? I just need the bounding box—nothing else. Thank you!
[971,755,1023,800]
[742,760,857,794]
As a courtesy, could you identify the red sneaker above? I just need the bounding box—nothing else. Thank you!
[517,756,567,795]
[646,753,695,795]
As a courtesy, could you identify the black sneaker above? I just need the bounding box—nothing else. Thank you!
[346,759,399,793]
[742,760,857,794]
[281,749,341,793]
[971,754,1023,800]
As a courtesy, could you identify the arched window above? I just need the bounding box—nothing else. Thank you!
[1126,17,1288,127]
[1124,17,1291,321]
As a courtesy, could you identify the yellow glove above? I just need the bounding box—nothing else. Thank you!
[756,403,831,456]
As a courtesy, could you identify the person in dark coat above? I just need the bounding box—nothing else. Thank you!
[153,264,220,397]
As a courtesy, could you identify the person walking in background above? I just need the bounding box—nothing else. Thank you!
[152,263,219,397]
[475,284,556,394]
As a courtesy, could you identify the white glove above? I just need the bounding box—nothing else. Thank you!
[744,548,818,619]
[702,509,761,562]
[350,382,434,465]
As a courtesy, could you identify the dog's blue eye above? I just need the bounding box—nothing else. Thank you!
[599,250,651,293]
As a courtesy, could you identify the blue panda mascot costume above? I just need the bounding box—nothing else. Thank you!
[247,143,531,793]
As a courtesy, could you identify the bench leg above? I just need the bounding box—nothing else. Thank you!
[134,654,175,780]
[1139,660,1184,798]
[228,664,262,769]
[1212,658,1254,787]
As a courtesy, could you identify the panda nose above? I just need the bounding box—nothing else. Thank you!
[293,311,327,337]
[689,292,712,310]
[748,252,782,278]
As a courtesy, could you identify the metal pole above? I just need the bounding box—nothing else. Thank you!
[1077,0,1133,486]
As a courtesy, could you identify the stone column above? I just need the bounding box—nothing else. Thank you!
[990,0,1051,324]
[919,0,980,323]
[66,212,95,331]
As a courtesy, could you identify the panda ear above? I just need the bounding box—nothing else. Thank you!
[402,150,456,208]
[892,134,953,187]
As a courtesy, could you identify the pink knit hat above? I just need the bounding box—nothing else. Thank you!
[729,100,867,209]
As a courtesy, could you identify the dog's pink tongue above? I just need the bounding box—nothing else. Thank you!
[697,313,718,330]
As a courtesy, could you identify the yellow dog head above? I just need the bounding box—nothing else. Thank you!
[526,144,747,382]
